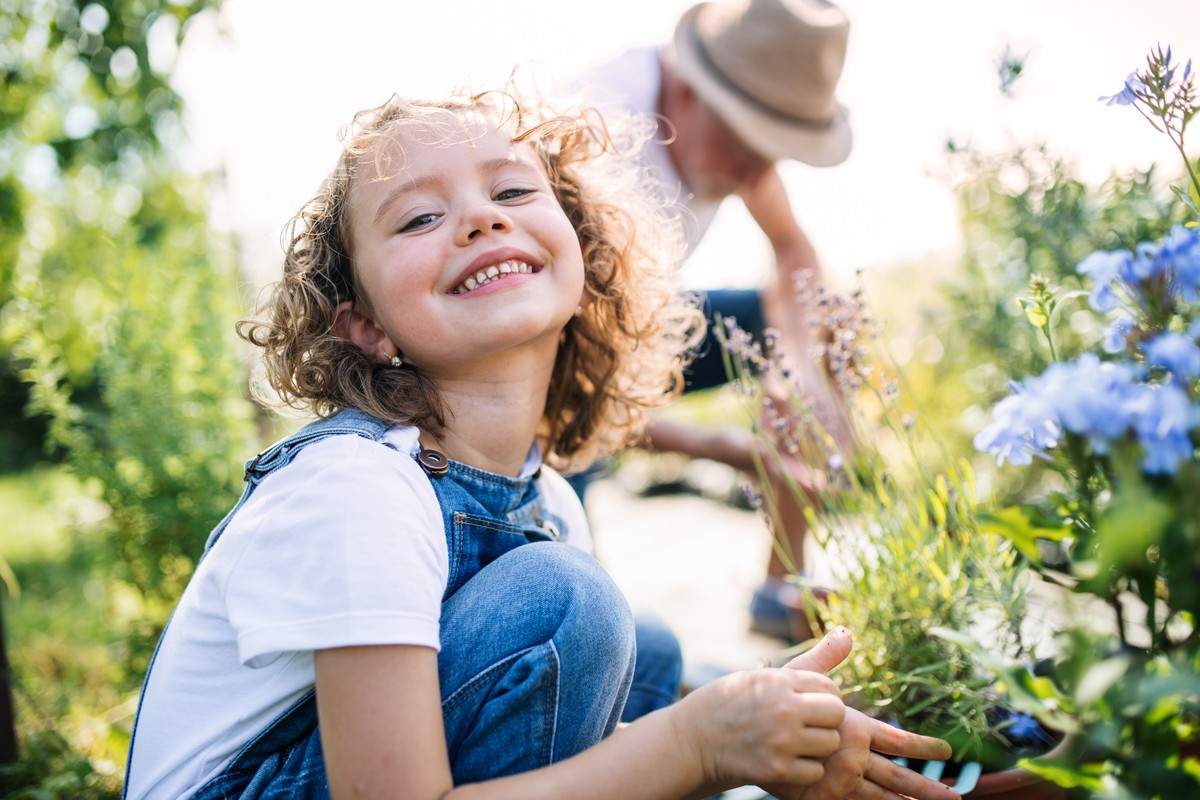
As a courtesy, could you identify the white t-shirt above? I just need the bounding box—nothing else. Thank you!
[569,45,722,255]
[124,425,592,800]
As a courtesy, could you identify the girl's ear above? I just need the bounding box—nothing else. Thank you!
[332,301,398,364]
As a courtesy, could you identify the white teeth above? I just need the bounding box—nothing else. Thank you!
[452,260,534,294]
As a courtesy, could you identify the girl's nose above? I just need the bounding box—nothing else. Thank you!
[457,202,512,245]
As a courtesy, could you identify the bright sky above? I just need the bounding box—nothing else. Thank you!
[173,0,1200,291]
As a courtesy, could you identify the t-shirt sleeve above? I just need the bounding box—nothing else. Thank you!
[223,435,447,668]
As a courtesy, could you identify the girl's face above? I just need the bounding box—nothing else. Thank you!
[347,114,586,377]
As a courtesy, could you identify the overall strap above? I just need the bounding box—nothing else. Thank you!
[203,408,394,554]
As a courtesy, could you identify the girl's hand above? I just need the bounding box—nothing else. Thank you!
[672,665,845,792]
[780,706,960,800]
[769,628,962,800]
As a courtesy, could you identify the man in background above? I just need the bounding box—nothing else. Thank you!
[570,0,854,642]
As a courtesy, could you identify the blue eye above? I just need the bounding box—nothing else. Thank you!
[400,213,438,232]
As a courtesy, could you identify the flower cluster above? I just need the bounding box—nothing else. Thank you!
[978,43,1200,481]
[976,224,1200,475]
[1099,45,1199,219]
[976,351,1198,474]
[1079,224,1200,314]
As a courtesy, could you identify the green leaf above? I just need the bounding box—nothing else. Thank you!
[1018,299,1049,329]
[1018,757,1109,790]
[1076,654,1130,705]
[1182,755,1200,785]
[1171,183,1200,220]
[977,507,1072,561]
[1097,486,1172,573]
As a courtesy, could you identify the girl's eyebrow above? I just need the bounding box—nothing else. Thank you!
[372,156,544,226]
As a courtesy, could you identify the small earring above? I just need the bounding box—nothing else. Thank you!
[573,305,583,318]
[390,354,404,368]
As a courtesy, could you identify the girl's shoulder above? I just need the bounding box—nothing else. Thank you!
[248,423,441,530]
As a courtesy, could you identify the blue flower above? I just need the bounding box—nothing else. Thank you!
[1078,249,1131,311]
[1130,241,1161,282]
[1127,383,1200,474]
[1089,282,1120,313]
[1102,316,1135,354]
[1158,225,1200,303]
[1042,354,1138,452]
[976,355,1151,464]
[1098,72,1148,106]
[974,385,1062,466]
[1143,332,1200,381]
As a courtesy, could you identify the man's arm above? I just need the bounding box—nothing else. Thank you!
[738,165,820,291]
[739,166,855,455]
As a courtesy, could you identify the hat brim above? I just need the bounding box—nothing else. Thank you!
[666,3,852,167]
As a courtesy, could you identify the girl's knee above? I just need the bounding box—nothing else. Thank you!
[499,544,634,674]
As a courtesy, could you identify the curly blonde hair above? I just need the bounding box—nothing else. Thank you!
[239,88,703,470]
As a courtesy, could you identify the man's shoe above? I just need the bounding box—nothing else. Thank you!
[748,576,832,644]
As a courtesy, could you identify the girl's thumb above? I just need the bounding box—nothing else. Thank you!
[781,626,852,675]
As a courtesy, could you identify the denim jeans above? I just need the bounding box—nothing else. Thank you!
[685,288,766,394]
[565,288,765,503]
[128,410,682,799]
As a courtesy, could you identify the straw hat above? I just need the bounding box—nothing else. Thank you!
[665,0,852,167]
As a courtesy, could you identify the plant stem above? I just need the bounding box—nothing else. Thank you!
[1170,135,1200,205]
[1041,322,1059,362]
[1111,592,1129,648]
[1134,97,1200,207]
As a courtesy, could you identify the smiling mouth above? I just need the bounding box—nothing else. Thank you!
[451,260,534,295]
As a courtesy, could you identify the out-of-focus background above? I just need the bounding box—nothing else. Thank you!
[3,0,1200,795]
[175,0,1199,291]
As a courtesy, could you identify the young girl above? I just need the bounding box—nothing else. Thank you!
[123,88,959,800]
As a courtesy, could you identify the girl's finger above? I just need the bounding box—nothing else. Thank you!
[785,667,842,697]
[781,626,853,674]
[862,752,962,800]
[866,717,953,760]
[791,726,841,759]
[786,688,845,729]
[845,780,907,800]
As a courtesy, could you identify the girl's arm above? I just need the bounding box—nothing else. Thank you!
[315,644,845,800]
[316,645,454,798]
[315,635,961,800]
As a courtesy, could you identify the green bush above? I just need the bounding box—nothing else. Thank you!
[0,1,258,792]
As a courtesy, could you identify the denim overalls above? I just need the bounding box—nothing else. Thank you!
[124,409,681,799]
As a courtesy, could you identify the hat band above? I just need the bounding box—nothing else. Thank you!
[693,35,836,131]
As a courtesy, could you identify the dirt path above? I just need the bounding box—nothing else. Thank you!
[585,477,799,686]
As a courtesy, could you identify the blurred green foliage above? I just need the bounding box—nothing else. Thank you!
[2,0,256,595]
[1,0,260,794]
